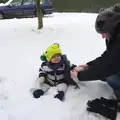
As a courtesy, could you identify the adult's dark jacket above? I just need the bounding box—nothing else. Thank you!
[77,25,120,81]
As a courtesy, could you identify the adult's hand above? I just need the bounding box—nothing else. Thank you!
[78,64,89,70]
[73,64,89,72]
[71,69,78,79]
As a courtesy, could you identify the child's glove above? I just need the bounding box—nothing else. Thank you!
[87,97,118,120]
[54,91,64,101]
[36,77,45,85]
[33,89,44,98]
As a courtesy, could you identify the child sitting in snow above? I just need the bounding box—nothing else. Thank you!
[32,43,78,101]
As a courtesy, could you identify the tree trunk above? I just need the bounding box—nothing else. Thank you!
[36,0,43,29]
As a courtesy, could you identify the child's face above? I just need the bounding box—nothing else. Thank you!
[50,54,61,63]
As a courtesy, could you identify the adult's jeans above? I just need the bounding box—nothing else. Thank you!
[105,73,120,99]
[105,73,120,90]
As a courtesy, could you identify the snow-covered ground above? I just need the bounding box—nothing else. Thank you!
[0,0,12,6]
[0,13,119,120]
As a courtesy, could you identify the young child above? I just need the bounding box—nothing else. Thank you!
[32,43,78,101]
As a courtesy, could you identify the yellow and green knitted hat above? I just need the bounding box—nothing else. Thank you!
[40,43,62,62]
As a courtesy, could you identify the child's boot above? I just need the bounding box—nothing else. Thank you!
[54,91,64,101]
[33,89,44,98]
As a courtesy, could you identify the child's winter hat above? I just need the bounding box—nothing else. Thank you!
[40,43,62,62]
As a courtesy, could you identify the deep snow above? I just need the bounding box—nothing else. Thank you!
[0,13,119,120]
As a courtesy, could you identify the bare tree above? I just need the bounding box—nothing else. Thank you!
[36,0,43,29]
